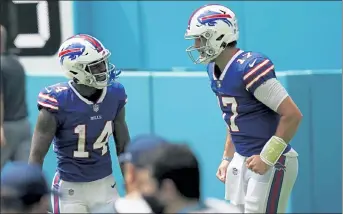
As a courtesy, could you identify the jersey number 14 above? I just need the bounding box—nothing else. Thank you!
[73,121,113,158]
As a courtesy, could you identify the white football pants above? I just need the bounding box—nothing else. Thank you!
[225,149,298,213]
[51,172,120,213]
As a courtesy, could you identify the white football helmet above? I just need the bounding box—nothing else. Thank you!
[185,4,239,64]
[58,34,120,89]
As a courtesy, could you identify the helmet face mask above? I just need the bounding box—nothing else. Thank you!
[185,30,218,64]
[85,53,116,88]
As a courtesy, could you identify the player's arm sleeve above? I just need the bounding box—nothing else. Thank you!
[242,57,289,112]
[37,89,59,112]
[30,88,61,167]
[37,88,63,126]
[242,57,276,93]
[253,78,289,112]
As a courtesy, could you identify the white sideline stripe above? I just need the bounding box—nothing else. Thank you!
[26,70,342,77]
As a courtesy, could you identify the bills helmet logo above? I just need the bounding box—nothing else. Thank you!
[197,10,233,27]
[58,43,86,64]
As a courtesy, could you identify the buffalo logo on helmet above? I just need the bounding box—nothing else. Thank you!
[58,43,86,64]
[197,10,233,27]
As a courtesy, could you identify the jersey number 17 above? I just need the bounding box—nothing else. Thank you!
[218,96,240,132]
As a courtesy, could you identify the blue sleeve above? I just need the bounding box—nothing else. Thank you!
[242,57,276,93]
[37,87,59,113]
[37,87,65,126]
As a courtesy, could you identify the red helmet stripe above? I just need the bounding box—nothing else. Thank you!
[74,34,104,52]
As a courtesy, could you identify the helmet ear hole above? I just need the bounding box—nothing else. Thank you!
[216,34,224,41]
[70,70,77,75]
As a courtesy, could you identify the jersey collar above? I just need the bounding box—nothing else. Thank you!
[68,81,107,105]
[212,49,244,81]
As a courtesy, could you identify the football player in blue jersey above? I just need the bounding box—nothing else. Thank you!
[185,4,302,213]
[28,34,130,213]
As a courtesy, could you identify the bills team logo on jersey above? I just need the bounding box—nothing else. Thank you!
[216,80,222,88]
[274,162,286,172]
[197,10,233,27]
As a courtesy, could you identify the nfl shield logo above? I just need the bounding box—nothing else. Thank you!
[93,104,99,112]
[68,189,74,196]
[217,81,221,88]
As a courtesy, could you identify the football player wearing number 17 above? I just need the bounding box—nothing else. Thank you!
[185,4,302,213]
[28,34,130,213]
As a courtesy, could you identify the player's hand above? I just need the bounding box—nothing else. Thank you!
[216,160,230,183]
[246,155,270,175]
[0,127,6,147]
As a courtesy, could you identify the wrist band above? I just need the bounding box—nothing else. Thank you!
[260,136,287,166]
[222,157,233,162]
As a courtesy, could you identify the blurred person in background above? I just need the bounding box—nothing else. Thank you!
[0,25,32,168]
[185,4,302,213]
[137,143,241,213]
[94,134,168,213]
[28,34,130,213]
[1,161,59,213]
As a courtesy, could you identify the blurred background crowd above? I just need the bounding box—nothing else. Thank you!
[0,0,342,213]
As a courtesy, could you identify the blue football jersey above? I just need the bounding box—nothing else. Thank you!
[207,50,291,157]
[37,81,127,182]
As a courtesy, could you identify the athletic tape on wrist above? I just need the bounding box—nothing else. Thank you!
[260,136,287,166]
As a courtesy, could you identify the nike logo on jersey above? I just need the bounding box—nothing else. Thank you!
[248,59,257,68]
[111,182,117,188]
